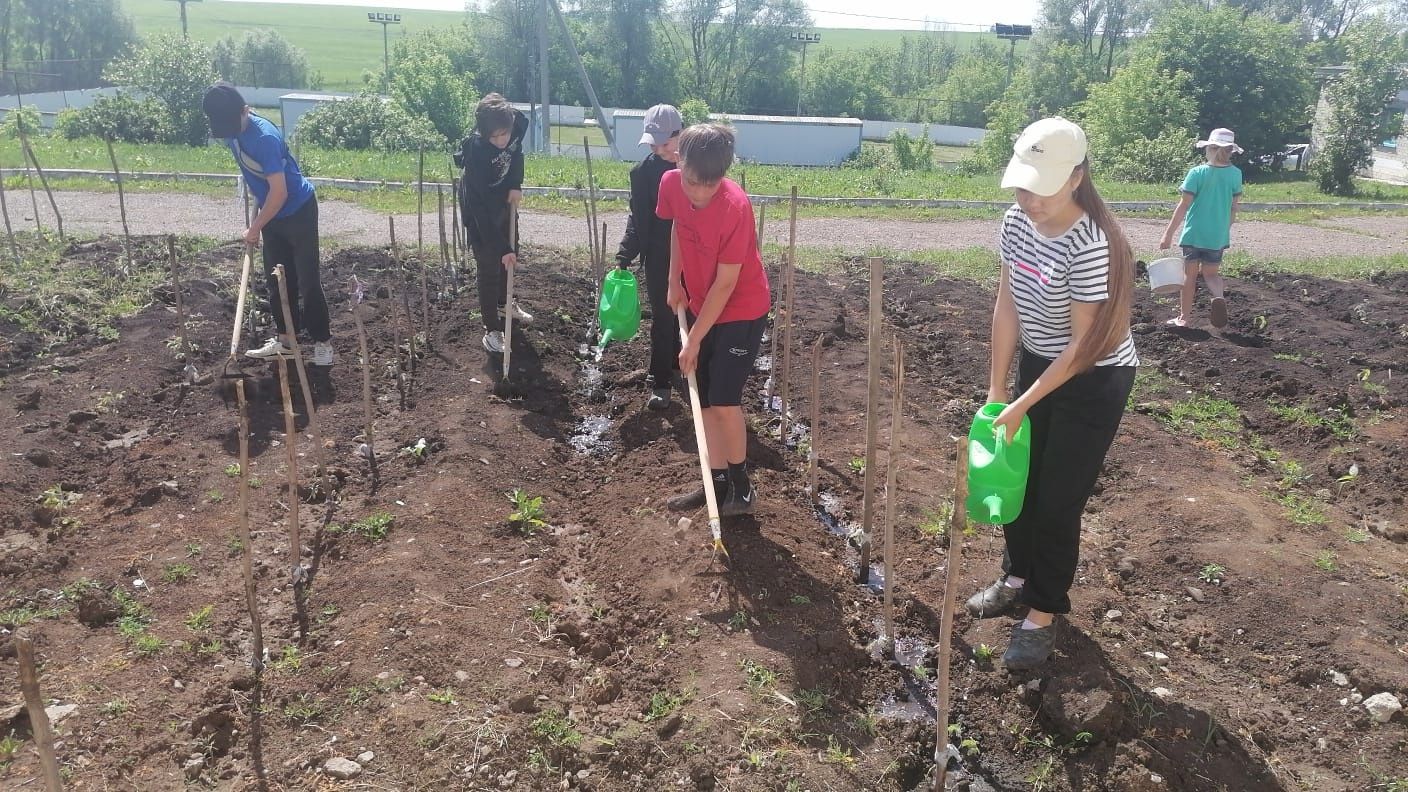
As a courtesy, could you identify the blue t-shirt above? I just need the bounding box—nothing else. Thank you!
[226,114,314,219]
[1178,163,1242,250]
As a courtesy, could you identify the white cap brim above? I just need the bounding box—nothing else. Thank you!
[1000,156,1072,197]
[639,132,664,146]
[1196,140,1243,154]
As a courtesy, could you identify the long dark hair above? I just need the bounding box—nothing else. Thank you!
[1069,159,1133,372]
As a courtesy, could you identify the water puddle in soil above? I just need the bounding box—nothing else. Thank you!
[814,492,887,594]
[568,354,613,456]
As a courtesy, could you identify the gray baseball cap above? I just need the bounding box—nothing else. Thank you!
[639,104,683,146]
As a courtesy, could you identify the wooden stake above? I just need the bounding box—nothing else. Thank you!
[15,634,64,792]
[420,226,431,352]
[388,217,413,382]
[242,179,251,229]
[504,212,517,381]
[416,145,425,252]
[0,164,21,266]
[167,236,197,382]
[933,436,968,792]
[756,202,766,252]
[19,130,43,236]
[437,185,450,281]
[276,355,303,586]
[584,136,601,258]
[105,137,131,264]
[19,127,62,240]
[350,279,378,484]
[450,178,461,270]
[882,341,905,647]
[780,186,798,442]
[273,264,330,491]
[857,256,883,584]
[234,381,265,671]
[806,336,822,502]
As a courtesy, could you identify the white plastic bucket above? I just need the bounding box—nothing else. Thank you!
[1148,256,1186,294]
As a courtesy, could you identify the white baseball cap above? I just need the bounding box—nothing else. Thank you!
[1196,128,1243,154]
[1000,117,1088,197]
[639,104,683,146]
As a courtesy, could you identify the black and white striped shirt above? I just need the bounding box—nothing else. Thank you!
[998,206,1138,367]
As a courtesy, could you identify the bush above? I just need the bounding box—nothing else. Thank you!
[104,33,218,146]
[213,29,310,88]
[390,30,477,142]
[679,98,712,127]
[54,94,175,143]
[890,128,934,171]
[1078,53,1198,183]
[294,93,442,152]
[0,106,43,139]
[963,83,1035,175]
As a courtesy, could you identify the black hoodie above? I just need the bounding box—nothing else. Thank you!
[614,153,675,271]
[456,108,529,259]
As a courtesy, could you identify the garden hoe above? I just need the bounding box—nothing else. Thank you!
[493,211,524,399]
[676,306,728,562]
[218,244,257,401]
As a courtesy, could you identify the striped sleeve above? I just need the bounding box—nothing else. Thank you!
[1068,234,1111,303]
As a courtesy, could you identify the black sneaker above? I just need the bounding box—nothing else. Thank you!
[646,388,670,410]
[965,578,1024,619]
[1003,622,1056,670]
[719,479,756,517]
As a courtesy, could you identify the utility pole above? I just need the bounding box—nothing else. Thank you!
[166,0,203,38]
[538,0,551,153]
[790,31,821,117]
[992,23,1032,87]
[368,12,403,84]
[548,0,618,159]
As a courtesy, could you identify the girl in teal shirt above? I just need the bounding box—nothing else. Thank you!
[1160,128,1243,329]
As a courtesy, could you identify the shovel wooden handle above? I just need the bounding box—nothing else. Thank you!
[676,307,725,551]
[230,244,254,359]
[504,211,516,380]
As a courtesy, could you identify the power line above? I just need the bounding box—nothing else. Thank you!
[801,6,1013,31]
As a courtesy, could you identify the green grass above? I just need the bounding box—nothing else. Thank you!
[123,0,466,92]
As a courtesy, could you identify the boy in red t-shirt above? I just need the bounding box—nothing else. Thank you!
[657,123,771,517]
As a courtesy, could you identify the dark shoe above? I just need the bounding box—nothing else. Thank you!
[647,388,670,410]
[668,487,707,512]
[719,480,756,517]
[1003,622,1056,670]
[1210,297,1228,329]
[965,578,1024,619]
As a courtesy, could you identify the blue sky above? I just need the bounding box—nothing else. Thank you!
[221,0,1044,30]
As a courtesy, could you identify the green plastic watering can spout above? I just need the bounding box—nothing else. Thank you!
[983,494,1005,524]
[599,328,614,348]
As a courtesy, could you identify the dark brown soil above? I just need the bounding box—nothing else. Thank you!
[0,237,1404,791]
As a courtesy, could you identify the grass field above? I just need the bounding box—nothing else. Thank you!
[120,0,1016,94]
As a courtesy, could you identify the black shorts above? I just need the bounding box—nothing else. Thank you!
[1181,245,1226,265]
[693,315,766,408]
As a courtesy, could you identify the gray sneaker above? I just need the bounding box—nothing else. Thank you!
[719,480,756,517]
[965,578,1024,619]
[1003,622,1056,670]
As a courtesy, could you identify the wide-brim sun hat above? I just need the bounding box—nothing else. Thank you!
[1000,117,1089,197]
[1196,127,1243,154]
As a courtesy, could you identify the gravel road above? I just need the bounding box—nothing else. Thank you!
[15,190,1406,260]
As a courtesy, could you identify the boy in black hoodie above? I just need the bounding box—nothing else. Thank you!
[614,104,683,409]
[457,93,532,354]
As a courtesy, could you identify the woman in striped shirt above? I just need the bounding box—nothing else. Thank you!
[964,118,1139,671]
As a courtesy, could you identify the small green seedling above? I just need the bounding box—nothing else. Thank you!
[1314,551,1338,573]
[206,490,224,503]
[644,689,687,722]
[162,563,195,584]
[789,594,811,605]
[507,489,547,534]
[223,463,241,477]
[184,605,214,632]
[531,709,582,748]
[428,689,456,705]
[741,659,778,692]
[400,437,428,463]
[822,735,856,767]
[973,643,995,663]
[847,457,866,475]
[1198,563,1226,584]
[1345,528,1370,544]
[728,610,750,631]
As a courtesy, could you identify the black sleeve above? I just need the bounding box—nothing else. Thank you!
[506,110,528,191]
[615,161,647,265]
[462,142,510,258]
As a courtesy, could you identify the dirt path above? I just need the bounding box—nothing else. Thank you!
[20,189,1408,259]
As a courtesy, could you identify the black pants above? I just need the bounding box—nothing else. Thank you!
[261,197,329,342]
[642,254,681,386]
[1002,349,1135,615]
[468,214,513,332]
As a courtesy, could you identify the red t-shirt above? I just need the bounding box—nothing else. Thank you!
[655,169,770,323]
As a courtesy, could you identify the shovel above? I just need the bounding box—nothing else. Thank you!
[219,244,256,393]
[503,210,517,382]
[676,306,727,561]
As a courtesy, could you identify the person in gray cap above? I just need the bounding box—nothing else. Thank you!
[615,104,683,409]
[202,81,332,366]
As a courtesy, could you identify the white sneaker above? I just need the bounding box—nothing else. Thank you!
[245,337,293,360]
[499,303,534,326]
[312,342,335,366]
[482,330,504,354]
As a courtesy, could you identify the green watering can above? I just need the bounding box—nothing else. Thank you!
[597,267,641,348]
[965,402,1032,525]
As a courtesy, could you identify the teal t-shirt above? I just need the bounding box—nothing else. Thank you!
[1178,163,1242,250]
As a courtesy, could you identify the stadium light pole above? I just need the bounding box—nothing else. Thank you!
[791,31,821,116]
[368,12,403,83]
[992,23,1033,87]
[166,0,203,38]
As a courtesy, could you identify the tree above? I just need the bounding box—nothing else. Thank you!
[212,29,310,88]
[931,40,1008,127]
[802,46,890,119]
[0,0,136,92]
[1143,4,1313,166]
[1219,0,1386,42]
[294,92,442,152]
[1310,18,1408,194]
[104,34,219,147]
[1078,52,1200,182]
[389,28,480,142]
[667,0,810,113]
[575,0,676,108]
[1039,0,1155,78]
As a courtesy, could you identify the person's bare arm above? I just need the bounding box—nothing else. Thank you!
[1231,193,1241,226]
[1159,192,1193,249]
[987,263,1020,404]
[992,300,1102,439]
[244,172,287,246]
[677,263,741,374]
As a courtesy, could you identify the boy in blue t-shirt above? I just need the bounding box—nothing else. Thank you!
[1160,127,1243,329]
[203,82,332,365]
